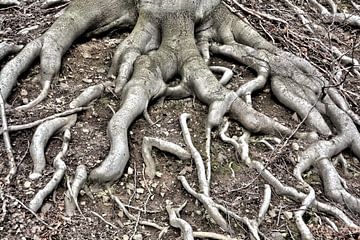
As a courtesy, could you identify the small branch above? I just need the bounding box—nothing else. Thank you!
[1,107,89,134]
[91,211,118,230]
[110,194,165,231]
[4,194,52,229]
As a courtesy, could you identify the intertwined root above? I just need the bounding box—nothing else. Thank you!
[1,0,360,238]
[0,0,136,110]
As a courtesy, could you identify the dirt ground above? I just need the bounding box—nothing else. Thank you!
[1,1,360,239]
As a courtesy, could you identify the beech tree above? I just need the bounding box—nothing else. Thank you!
[1,0,360,239]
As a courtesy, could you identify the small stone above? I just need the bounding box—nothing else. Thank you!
[136,188,145,194]
[160,192,165,197]
[133,234,143,240]
[82,52,92,59]
[270,232,284,240]
[126,183,135,191]
[284,211,293,219]
[291,112,300,122]
[155,172,162,178]
[269,209,277,218]
[97,68,106,73]
[60,82,69,90]
[82,128,90,134]
[123,235,129,240]
[20,89,28,96]
[82,78,93,83]
[291,142,300,151]
[195,210,202,215]
[24,181,31,188]
[22,98,29,104]
[127,167,134,175]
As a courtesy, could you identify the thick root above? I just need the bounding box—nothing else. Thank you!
[29,115,76,180]
[0,42,23,62]
[108,13,160,93]
[89,49,172,183]
[0,0,136,106]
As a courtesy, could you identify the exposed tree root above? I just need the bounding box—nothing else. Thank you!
[29,129,70,212]
[41,0,70,9]
[220,120,360,237]
[308,0,360,27]
[64,164,87,216]
[0,107,88,134]
[0,0,19,7]
[29,115,75,180]
[142,137,191,179]
[166,202,194,240]
[0,42,23,62]
[0,0,136,108]
[2,0,360,238]
[0,92,16,184]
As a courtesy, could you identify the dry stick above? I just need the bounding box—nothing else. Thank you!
[29,129,70,212]
[110,194,165,231]
[1,107,89,134]
[90,211,118,230]
[4,194,52,229]
[0,92,16,184]
[232,0,288,26]
[280,0,314,33]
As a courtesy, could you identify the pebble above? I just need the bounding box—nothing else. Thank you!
[82,78,93,83]
[133,234,143,240]
[22,98,29,104]
[127,167,134,175]
[24,181,31,188]
[291,142,300,151]
[284,211,293,219]
[136,188,145,194]
[20,89,28,96]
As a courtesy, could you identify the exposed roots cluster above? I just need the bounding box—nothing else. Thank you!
[1,0,360,238]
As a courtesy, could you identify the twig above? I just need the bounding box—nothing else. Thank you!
[91,211,118,229]
[4,194,52,229]
[1,107,89,134]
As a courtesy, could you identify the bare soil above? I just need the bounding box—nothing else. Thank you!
[1,1,360,239]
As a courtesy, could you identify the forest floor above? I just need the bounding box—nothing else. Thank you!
[1,1,360,239]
